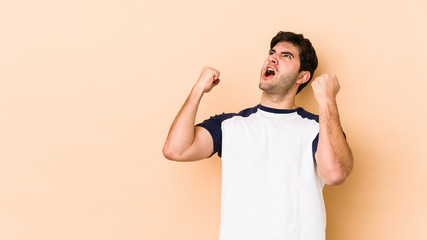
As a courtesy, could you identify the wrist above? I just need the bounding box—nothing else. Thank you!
[318,98,338,113]
[317,96,337,106]
[191,84,206,97]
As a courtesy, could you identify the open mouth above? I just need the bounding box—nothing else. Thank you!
[264,67,276,78]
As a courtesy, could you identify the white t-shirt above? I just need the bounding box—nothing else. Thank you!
[197,105,326,240]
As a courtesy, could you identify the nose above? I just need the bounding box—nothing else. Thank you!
[268,54,278,64]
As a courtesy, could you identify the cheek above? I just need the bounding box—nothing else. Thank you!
[260,61,268,73]
[280,62,299,72]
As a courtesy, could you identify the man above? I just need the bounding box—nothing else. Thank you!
[163,31,353,240]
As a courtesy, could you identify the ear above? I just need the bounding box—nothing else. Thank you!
[296,71,311,85]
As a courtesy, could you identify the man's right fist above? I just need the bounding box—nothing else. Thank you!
[196,66,221,93]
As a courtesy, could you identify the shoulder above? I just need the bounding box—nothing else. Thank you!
[236,105,260,117]
[296,108,319,123]
[203,105,260,123]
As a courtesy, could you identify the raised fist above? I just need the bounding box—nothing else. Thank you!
[311,73,340,104]
[196,66,221,93]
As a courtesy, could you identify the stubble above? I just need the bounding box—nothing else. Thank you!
[259,71,298,97]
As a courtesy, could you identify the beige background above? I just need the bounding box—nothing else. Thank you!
[1,0,426,239]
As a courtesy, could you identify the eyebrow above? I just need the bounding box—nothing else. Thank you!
[269,49,295,58]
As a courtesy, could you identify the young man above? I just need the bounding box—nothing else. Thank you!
[163,31,353,240]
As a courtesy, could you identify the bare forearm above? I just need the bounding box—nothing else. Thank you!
[316,100,353,185]
[163,86,205,159]
[311,73,353,185]
[162,66,220,161]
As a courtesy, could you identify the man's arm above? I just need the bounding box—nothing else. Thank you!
[162,66,220,161]
[312,73,354,185]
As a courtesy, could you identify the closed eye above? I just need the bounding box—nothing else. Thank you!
[269,49,295,59]
[281,52,294,59]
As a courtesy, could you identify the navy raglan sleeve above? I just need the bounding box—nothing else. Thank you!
[196,113,235,158]
[312,133,320,161]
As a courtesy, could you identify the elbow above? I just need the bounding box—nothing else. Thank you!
[162,147,173,160]
[321,166,352,186]
[162,145,179,161]
[323,172,347,185]
[162,144,189,161]
[318,154,353,186]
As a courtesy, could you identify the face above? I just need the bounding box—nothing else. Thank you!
[259,41,302,96]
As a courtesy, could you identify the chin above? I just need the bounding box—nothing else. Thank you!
[259,83,273,93]
[258,81,267,91]
[259,78,273,90]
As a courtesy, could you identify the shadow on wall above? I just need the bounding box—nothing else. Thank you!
[323,127,374,239]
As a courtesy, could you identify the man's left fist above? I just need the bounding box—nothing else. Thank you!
[311,73,340,104]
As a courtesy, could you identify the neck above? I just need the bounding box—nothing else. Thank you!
[260,91,298,110]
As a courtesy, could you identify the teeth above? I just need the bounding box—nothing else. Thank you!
[266,67,274,74]
[265,67,275,77]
